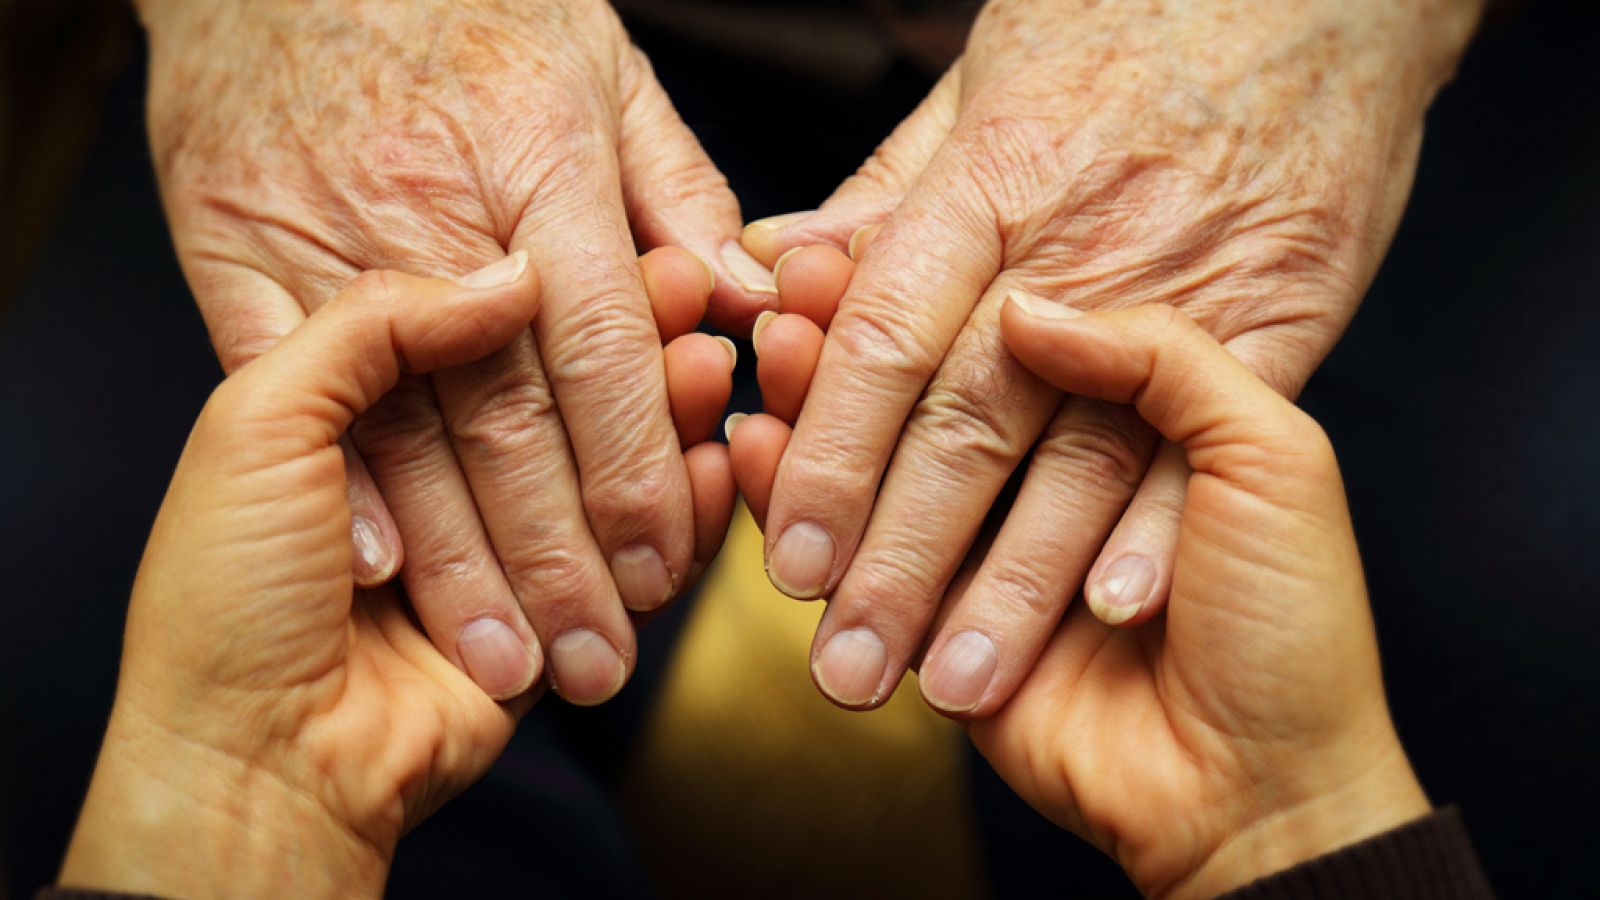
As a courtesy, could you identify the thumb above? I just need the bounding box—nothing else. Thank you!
[217,252,540,454]
[998,293,1335,506]
[617,48,776,333]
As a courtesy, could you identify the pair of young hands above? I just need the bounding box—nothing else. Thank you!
[61,243,1428,898]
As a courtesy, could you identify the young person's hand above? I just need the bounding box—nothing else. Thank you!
[965,296,1427,898]
[57,254,736,898]
[732,272,1427,896]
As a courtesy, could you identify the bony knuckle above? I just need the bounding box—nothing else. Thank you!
[781,443,880,507]
[506,547,611,616]
[1038,409,1150,493]
[582,468,672,528]
[830,305,940,383]
[541,293,660,388]
[913,369,1029,470]
[350,378,450,466]
[848,549,944,617]
[982,559,1066,620]
[446,379,560,456]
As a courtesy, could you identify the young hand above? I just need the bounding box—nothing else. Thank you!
[58,252,736,898]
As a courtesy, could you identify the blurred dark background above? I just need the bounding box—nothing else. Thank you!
[2,1,1596,897]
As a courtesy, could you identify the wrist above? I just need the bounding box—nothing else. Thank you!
[1165,734,1430,899]
[60,705,391,899]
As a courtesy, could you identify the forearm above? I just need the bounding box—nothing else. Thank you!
[60,707,391,900]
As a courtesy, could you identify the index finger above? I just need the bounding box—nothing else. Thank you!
[760,158,1002,600]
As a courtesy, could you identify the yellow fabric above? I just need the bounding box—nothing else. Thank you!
[622,506,989,899]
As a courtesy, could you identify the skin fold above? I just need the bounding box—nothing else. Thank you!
[740,0,1487,715]
[134,0,769,706]
[732,282,1431,898]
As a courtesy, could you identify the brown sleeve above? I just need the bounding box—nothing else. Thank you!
[1218,807,1494,900]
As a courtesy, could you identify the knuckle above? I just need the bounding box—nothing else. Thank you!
[582,466,672,530]
[540,290,661,390]
[980,557,1069,621]
[1035,403,1152,496]
[779,441,882,509]
[445,377,561,459]
[845,547,945,620]
[829,303,941,385]
[911,366,1030,474]
[403,539,492,595]
[505,545,613,622]
[350,377,450,468]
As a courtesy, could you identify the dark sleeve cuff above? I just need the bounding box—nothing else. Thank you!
[1217,806,1494,900]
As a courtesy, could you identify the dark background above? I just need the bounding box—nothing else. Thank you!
[2,1,1596,897]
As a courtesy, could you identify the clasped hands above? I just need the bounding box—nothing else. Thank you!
[68,0,1487,895]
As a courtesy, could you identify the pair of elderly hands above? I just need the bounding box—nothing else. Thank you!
[61,0,1482,895]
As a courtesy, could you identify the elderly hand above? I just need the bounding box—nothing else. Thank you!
[135,0,767,705]
[735,292,1430,897]
[738,0,1484,713]
[58,257,736,897]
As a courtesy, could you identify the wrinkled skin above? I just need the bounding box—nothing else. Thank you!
[741,0,1485,715]
[137,0,773,705]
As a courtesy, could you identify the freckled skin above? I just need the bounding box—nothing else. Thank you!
[744,0,1488,813]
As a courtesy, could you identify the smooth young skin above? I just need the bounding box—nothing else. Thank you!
[732,292,1430,897]
[134,0,765,705]
[59,256,736,898]
[742,0,1486,713]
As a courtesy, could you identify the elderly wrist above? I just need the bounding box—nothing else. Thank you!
[60,706,391,899]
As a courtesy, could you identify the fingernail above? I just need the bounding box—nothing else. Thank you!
[767,521,835,599]
[771,246,804,285]
[457,617,537,699]
[752,310,778,351]
[724,412,748,441]
[1008,290,1081,320]
[692,251,716,293]
[813,628,888,707]
[457,249,528,289]
[548,629,628,706]
[720,240,777,295]
[920,631,998,714]
[1086,554,1157,626]
[350,516,396,583]
[611,543,673,611]
[742,211,813,248]
[714,335,738,369]
[848,223,882,260]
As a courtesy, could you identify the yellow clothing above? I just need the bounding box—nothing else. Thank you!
[622,507,989,898]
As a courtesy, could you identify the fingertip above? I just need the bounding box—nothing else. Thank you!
[663,333,735,446]
[685,440,737,578]
[775,245,854,330]
[640,246,712,342]
[741,211,814,267]
[727,413,791,530]
[755,313,825,424]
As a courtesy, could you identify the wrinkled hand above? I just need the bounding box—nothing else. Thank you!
[137,0,770,704]
[739,0,1483,714]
